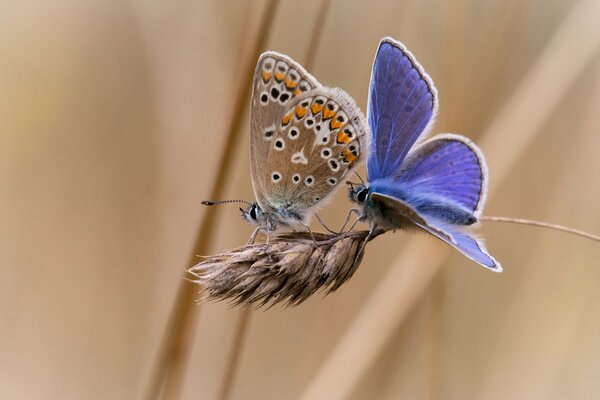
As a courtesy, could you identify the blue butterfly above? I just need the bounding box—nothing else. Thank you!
[348,38,502,272]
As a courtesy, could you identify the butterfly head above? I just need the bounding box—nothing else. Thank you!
[347,181,370,205]
[202,199,268,227]
[240,202,265,226]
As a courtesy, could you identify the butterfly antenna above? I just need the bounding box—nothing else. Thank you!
[481,216,600,243]
[202,199,252,206]
[353,170,365,185]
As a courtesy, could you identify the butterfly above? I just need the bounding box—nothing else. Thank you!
[217,51,368,239]
[348,37,502,272]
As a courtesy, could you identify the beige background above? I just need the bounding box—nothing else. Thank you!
[2,0,600,399]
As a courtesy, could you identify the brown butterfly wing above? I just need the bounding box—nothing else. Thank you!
[260,87,368,219]
[250,52,320,211]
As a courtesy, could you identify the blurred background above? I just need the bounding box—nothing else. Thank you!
[2,0,600,399]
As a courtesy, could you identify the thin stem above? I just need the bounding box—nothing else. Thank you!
[482,216,600,243]
[144,2,280,399]
[217,309,252,400]
[303,0,331,71]
[215,2,332,400]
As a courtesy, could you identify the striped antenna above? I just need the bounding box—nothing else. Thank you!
[202,199,252,206]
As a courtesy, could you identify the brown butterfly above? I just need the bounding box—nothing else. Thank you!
[205,51,368,241]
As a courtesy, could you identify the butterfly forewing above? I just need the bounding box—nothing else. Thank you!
[250,52,321,209]
[260,87,367,216]
[367,38,438,180]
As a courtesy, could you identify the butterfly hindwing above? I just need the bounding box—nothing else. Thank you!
[369,192,501,271]
[413,218,502,272]
[395,134,488,221]
[367,37,438,181]
[250,52,321,209]
[260,87,367,216]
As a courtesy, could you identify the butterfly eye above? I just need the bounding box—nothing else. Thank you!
[249,204,258,221]
[304,176,314,187]
[274,138,285,150]
[271,172,282,183]
[357,188,368,203]
[292,173,301,184]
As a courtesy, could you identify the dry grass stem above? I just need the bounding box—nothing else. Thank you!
[188,230,375,307]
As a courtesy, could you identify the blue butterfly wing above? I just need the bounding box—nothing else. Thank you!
[367,135,498,270]
[395,134,488,221]
[413,218,502,272]
[367,37,438,180]
[369,192,501,271]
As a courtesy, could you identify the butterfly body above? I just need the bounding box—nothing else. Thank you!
[241,52,367,234]
[349,38,501,271]
[349,183,424,233]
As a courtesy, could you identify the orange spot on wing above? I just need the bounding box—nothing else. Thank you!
[342,148,358,163]
[285,78,298,89]
[323,108,335,119]
[274,72,285,81]
[295,106,308,118]
[293,88,302,96]
[310,103,323,115]
[282,112,293,126]
[337,132,351,144]
[261,71,272,82]
[330,117,345,130]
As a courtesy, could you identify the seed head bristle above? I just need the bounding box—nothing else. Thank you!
[188,230,373,307]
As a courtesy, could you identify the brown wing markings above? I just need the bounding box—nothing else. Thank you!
[260,88,367,213]
[250,52,321,210]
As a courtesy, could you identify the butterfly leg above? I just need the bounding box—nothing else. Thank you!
[314,212,337,234]
[297,220,318,246]
[351,223,382,270]
[247,226,264,245]
[265,219,276,247]
[350,225,372,271]
[339,208,362,233]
